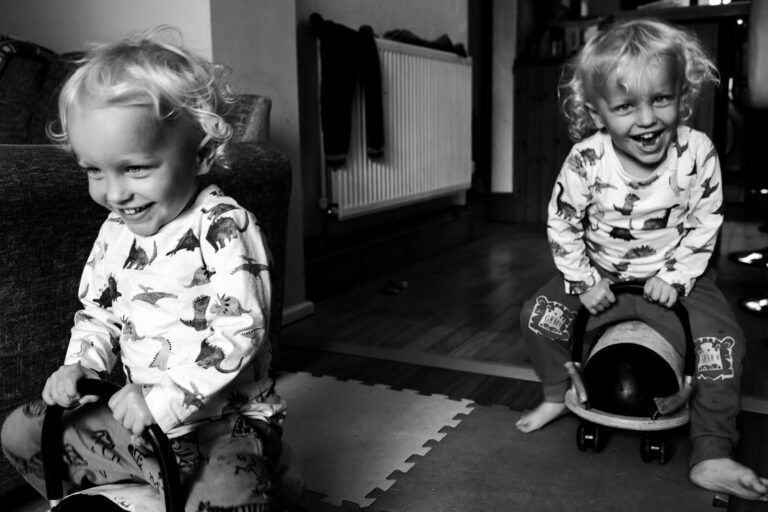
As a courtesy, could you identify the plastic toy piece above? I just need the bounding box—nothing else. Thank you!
[565,281,693,464]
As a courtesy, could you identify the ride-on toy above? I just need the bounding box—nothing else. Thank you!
[564,281,695,464]
[42,379,183,511]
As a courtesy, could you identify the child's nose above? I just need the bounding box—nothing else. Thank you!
[636,104,657,126]
[105,174,131,203]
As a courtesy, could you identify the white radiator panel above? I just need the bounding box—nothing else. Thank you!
[328,39,473,220]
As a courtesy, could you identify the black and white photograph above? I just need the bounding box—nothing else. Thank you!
[1,1,767,511]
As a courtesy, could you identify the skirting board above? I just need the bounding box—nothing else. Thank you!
[283,336,768,416]
[282,300,315,326]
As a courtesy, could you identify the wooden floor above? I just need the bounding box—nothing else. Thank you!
[282,217,768,512]
[283,219,768,399]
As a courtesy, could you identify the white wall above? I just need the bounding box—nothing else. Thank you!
[210,0,310,323]
[492,0,517,193]
[298,0,467,44]
[0,0,212,57]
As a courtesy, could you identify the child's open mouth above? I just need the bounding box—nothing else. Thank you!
[121,205,150,217]
[631,130,663,148]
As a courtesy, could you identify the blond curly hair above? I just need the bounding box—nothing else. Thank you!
[559,18,719,141]
[49,26,236,166]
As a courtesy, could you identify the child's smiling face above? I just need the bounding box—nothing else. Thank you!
[589,57,681,175]
[68,104,208,236]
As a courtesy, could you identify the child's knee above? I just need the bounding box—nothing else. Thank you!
[1,400,46,456]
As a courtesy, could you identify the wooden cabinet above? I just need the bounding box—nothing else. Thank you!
[512,60,571,224]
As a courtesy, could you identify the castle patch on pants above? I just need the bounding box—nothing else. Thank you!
[528,296,576,342]
[695,336,735,381]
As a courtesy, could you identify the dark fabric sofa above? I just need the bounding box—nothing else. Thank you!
[0,36,292,498]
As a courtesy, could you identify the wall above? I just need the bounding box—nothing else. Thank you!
[210,0,310,323]
[295,0,469,238]
[0,0,212,57]
[492,0,517,193]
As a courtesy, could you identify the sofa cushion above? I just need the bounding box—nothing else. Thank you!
[0,38,60,143]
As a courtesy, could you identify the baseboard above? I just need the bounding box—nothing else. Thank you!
[282,334,540,382]
[742,395,768,415]
[282,334,768,416]
[282,301,315,326]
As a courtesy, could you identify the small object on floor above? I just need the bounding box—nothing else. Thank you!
[379,279,408,295]
[728,247,768,268]
[737,296,768,318]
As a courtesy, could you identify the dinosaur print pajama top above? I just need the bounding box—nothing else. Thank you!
[1,184,289,510]
[548,125,722,295]
[522,125,746,465]
[64,184,286,437]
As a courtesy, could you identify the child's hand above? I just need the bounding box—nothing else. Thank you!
[42,363,100,407]
[643,277,678,308]
[108,383,155,436]
[579,278,615,315]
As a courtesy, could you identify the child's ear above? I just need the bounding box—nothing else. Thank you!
[586,102,605,129]
[197,139,216,176]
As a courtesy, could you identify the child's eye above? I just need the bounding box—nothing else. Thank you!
[654,95,671,105]
[82,167,104,179]
[125,166,150,175]
[614,103,633,113]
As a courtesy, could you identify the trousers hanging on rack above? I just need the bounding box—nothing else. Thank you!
[310,13,384,167]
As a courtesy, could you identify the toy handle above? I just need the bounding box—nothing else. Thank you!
[570,280,695,378]
[41,379,183,512]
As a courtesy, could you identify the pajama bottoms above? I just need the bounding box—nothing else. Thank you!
[1,399,284,511]
[520,271,745,466]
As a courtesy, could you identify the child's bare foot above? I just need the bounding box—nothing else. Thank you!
[515,401,568,433]
[689,458,768,501]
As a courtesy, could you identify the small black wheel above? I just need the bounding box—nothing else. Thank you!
[640,433,652,462]
[640,433,669,464]
[657,438,668,465]
[592,424,605,453]
[577,422,589,451]
[577,422,604,452]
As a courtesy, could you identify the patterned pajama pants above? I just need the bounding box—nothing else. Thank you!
[520,271,745,466]
[1,400,284,511]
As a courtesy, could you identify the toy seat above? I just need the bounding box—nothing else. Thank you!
[565,281,695,463]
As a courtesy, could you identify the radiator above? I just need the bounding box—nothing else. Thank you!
[323,38,473,220]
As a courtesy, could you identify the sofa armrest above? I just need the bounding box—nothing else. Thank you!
[226,94,272,145]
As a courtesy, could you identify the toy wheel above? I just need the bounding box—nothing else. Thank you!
[577,422,604,452]
[641,433,669,464]
[658,440,668,465]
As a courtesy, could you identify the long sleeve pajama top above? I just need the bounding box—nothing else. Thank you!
[547,125,723,296]
[63,184,286,438]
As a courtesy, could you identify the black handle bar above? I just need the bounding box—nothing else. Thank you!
[41,379,183,512]
[570,281,695,378]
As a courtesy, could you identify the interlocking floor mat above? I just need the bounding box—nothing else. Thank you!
[368,405,720,512]
[276,371,474,508]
